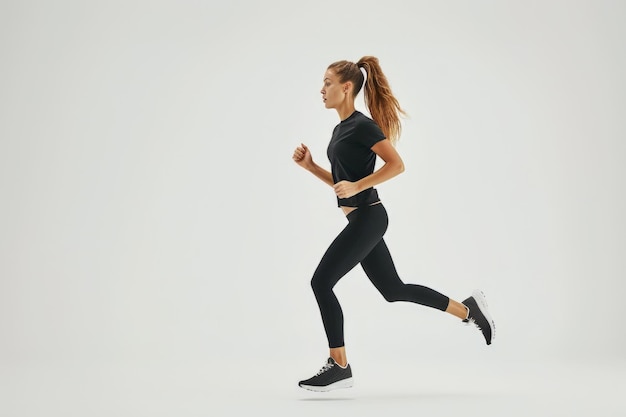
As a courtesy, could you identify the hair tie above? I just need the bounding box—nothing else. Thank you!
[359,66,367,84]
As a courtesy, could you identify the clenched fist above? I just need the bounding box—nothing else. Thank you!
[333,180,361,199]
[293,143,313,170]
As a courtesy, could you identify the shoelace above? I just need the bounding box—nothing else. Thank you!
[469,318,482,331]
[465,317,482,331]
[316,362,334,376]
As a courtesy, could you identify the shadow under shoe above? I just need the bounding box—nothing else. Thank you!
[299,357,353,392]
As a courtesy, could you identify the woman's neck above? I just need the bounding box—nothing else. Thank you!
[336,102,356,121]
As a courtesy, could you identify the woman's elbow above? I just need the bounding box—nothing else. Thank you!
[396,160,405,174]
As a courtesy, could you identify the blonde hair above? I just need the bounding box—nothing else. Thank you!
[328,56,406,145]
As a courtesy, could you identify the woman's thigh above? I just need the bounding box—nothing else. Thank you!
[312,205,388,288]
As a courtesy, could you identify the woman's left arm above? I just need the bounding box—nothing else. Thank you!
[333,139,405,199]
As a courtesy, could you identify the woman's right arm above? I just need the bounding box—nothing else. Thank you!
[292,143,334,187]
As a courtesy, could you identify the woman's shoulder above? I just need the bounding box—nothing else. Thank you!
[353,111,378,126]
[352,110,372,122]
[353,111,383,132]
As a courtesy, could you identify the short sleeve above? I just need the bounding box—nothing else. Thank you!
[357,118,386,149]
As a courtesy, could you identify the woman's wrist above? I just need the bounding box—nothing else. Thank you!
[355,179,365,193]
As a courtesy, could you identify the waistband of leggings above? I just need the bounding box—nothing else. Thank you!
[346,201,384,219]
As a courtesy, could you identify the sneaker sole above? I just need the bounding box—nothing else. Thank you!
[299,377,354,392]
[472,289,496,343]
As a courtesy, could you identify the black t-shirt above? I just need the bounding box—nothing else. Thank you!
[326,111,386,207]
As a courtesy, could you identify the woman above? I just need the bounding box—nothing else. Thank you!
[292,56,495,392]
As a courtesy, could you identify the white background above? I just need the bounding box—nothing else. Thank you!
[1,1,624,415]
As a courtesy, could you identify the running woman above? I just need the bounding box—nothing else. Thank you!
[292,56,495,392]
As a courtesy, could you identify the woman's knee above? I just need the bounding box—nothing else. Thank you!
[310,275,330,295]
[382,292,400,303]
[379,286,404,303]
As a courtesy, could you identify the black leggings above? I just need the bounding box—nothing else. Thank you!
[311,203,450,348]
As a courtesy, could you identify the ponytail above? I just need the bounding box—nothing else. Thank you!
[357,56,405,145]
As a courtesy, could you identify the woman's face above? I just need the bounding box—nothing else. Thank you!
[320,69,349,109]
